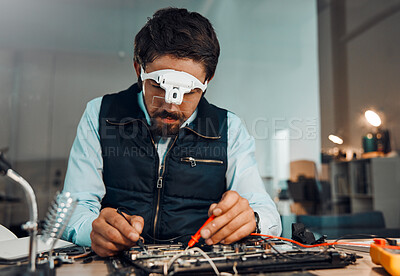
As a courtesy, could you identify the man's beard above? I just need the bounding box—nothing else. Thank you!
[149,109,185,137]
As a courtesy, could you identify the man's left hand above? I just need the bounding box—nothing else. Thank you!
[200,190,256,245]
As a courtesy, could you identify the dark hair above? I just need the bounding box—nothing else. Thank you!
[134,7,220,82]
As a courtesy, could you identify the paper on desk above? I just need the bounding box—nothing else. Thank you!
[0,236,75,260]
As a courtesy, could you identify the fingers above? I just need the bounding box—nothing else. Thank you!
[103,208,141,242]
[219,223,255,244]
[210,191,240,216]
[129,215,144,235]
[201,191,256,245]
[208,203,218,217]
[90,208,145,257]
[205,208,255,245]
[92,215,135,246]
[90,231,126,257]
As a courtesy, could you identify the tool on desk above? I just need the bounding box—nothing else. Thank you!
[0,150,78,275]
[187,214,216,249]
[0,150,38,273]
[370,238,400,276]
[116,208,148,254]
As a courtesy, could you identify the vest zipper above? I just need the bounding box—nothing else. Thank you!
[152,135,178,240]
[111,119,160,239]
[181,157,224,167]
[106,118,183,241]
[156,177,163,188]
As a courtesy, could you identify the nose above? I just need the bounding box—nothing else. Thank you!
[160,101,181,113]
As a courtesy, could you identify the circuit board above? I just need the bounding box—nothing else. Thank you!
[107,237,357,275]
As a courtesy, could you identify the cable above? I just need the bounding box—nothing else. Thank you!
[116,207,192,243]
[144,232,192,243]
[251,233,338,248]
[165,247,232,276]
[250,233,400,250]
[232,261,238,275]
[265,239,333,261]
[247,235,334,261]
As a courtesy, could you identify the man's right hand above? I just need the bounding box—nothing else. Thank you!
[90,207,144,257]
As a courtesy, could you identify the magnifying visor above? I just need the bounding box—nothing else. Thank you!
[140,67,207,111]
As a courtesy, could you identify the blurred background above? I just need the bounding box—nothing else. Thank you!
[0,0,399,238]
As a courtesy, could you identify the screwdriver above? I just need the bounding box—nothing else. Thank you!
[187,215,216,249]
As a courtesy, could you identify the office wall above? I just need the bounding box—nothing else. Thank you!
[319,0,400,152]
[346,1,400,151]
[0,50,13,151]
[205,1,320,179]
[0,0,320,225]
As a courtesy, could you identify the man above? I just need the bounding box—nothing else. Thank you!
[62,7,281,257]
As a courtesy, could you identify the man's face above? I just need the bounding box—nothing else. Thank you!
[135,55,207,137]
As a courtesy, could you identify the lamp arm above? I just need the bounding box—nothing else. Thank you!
[5,169,38,272]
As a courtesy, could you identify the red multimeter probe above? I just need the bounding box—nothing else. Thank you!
[187,215,216,248]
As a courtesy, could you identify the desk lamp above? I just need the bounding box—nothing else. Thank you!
[362,110,391,155]
[0,150,76,275]
[0,151,38,273]
[328,134,343,145]
[328,134,346,159]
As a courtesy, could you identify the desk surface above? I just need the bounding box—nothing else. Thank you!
[55,250,390,276]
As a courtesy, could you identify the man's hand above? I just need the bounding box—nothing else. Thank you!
[90,207,144,257]
[200,191,256,245]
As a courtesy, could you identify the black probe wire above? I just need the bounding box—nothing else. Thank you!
[116,207,193,244]
[143,232,192,243]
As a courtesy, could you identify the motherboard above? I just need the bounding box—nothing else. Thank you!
[107,236,357,275]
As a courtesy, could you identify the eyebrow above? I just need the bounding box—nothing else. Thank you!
[149,79,159,85]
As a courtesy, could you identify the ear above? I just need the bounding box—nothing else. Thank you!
[133,61,141,78]
[207,74,215,83]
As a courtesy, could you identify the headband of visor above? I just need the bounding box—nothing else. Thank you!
[140,67,208,105]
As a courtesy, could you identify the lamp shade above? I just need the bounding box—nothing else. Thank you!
[365,110,382,127]
[328,134,343,145]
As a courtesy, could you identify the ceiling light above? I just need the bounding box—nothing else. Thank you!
[328,134,343,145]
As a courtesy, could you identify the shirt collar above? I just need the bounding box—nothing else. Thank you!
[137,91,198,128]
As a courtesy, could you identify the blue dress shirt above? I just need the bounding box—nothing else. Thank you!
[62,92,281,246]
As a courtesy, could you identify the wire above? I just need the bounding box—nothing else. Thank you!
[250,233,400,250]
[247,235,334,261]
[143,232,192,243]
[232,262,238,275]
[165,247,232,276]
[251,233,338,248]
[165,233,346,271]
[116,207,193,243]
[266,239,332,261]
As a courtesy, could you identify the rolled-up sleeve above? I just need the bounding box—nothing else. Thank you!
[226,112,282,236]
[61,97,105,246]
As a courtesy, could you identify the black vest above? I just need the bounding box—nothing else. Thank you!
[99,84,228,242]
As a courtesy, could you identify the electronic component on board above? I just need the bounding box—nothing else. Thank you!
[107,236,357,276]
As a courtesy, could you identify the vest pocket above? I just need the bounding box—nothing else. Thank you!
[181,157,224,167]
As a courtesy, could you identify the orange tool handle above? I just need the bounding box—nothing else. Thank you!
[188,215,216,248]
